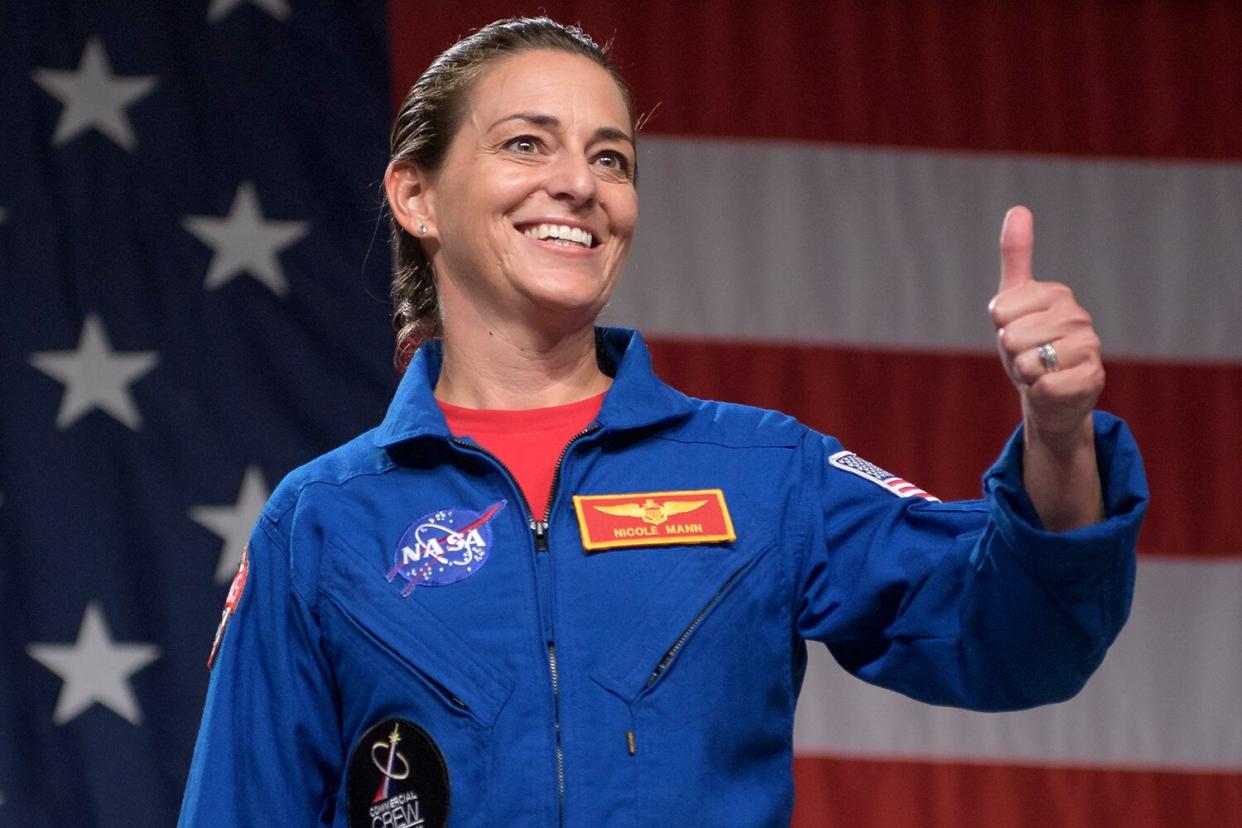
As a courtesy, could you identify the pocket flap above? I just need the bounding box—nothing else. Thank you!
[321,535,514,727]
[591,541,775,702]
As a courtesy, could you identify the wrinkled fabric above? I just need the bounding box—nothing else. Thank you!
[179,328,1147,827]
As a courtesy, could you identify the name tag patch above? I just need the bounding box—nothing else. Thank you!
[829,450,940,502]
[573,489,736,551]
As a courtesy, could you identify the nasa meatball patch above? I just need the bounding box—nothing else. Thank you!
[347,718,450,828]
[387,501,506,596]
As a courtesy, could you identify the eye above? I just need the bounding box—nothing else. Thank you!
[504,135,543,154]
[593,150,632,174]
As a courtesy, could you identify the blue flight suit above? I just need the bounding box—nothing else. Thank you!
[179,327,1147,827]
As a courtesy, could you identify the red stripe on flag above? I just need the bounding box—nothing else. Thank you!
[387,1,1242,159]
[792,755,1242,828]
[645,337,1242,560]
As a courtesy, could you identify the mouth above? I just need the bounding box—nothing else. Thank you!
[517,222,598,250]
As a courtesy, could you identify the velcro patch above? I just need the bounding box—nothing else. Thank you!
[388,501,505,596]
[207,544,249,670]
[573,489,736,551]
[829,450,940,502]
[347,718,449,828]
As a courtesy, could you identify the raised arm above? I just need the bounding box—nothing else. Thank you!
[989,206,1105,531]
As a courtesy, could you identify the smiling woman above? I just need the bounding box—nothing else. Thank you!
[384,18,636,365]
[385,46,639,409]
[178,16,1147,828]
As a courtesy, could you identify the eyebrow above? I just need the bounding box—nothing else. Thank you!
[488,112,634,146]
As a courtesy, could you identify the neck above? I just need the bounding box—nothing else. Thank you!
[434,314,610,410]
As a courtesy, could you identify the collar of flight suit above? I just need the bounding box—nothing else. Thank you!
[372,326,695,449]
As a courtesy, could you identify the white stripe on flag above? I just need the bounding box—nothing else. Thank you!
[793,558,1242,771]
[606,137,1242,361]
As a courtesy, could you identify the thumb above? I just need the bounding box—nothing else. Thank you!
[999,205,1035,292]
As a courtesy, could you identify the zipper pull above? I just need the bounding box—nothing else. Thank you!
[532,519,549,551]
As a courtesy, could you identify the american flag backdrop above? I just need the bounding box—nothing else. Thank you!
[2,1,1240,826]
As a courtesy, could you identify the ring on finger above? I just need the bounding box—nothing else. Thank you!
[1037,342,1059,373]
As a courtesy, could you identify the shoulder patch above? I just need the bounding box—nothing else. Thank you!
[207,544,249,670]
[829,450,940,502]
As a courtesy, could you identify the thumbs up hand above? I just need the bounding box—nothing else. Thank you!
[988,206,1104,530]
[989,206,1104,441]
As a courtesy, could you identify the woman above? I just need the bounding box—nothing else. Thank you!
[179,17,1146,828]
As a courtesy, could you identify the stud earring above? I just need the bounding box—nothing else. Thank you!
[417,224,428,235]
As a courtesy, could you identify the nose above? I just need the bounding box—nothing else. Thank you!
[545,151,597,208]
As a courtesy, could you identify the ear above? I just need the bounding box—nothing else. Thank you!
[384,161,436,239]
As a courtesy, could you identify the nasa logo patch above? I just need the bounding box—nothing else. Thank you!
[347,718,449,828]
[387,501,506,596]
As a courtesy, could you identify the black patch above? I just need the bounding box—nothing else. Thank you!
[347,717,450,828]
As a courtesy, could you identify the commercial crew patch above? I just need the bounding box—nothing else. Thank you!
[388,501,505,596]
[829,450,940,501]
[573,489,736,551]
[347,718,449,828]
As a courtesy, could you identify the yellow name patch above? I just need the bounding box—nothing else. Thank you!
[572,489,736,552]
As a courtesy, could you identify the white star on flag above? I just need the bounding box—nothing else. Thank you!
[190,465,270,583]
[181,181,310,296]
[27,603,161,726]
[29,314,160,430]
[31,37,158,152]
[208,0,292,23]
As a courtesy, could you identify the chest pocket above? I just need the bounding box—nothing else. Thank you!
[589,539,777,712]
[585,539,794,824]
[319,536,514,827]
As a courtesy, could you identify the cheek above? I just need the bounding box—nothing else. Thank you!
[485,172,538,215]
[444,169,533,233]
[485,162,546,205]
[607,189,639,239]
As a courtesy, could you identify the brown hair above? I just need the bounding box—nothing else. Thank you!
[387,16,632,367]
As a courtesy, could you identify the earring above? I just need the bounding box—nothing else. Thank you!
[417,224,428,235]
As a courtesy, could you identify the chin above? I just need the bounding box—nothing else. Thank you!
[521,293,610,331]
[520,273,613,317]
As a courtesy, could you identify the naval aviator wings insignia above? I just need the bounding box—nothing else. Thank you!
[573,489,735,551]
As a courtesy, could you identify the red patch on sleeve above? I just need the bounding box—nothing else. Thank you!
[207,545,249,670]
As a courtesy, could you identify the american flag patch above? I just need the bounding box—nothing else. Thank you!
[829,450,941,502]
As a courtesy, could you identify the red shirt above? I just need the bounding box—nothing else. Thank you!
[438,393,605,520]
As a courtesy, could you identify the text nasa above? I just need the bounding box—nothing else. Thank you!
[401,527,487,567]
[369,791,423,827]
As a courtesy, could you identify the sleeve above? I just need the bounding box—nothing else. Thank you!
[794,410,1148,711]
[178,508,342,826]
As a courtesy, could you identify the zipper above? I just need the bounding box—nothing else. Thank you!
[548,642,565,802]
[645,567,747,690]
[452,422,599,825]
[323,590,479,722]
[537,422,597,826]
[541,423,600,534]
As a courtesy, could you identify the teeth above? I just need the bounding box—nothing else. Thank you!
[523,223,593,247]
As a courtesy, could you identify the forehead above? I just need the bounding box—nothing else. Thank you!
[465,48,631,130]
